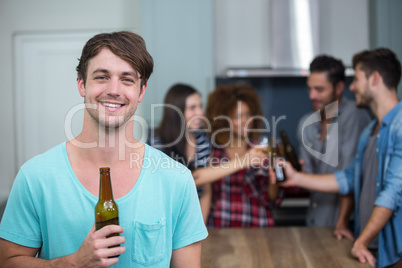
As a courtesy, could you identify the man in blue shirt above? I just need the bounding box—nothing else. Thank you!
[0,31,207,267]
[282,48,402,268]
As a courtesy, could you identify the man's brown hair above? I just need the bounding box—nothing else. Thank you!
[352,48,401,90]
[76,31,154,88]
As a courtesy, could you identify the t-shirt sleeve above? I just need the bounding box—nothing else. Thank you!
[0,169,42,248]
[172,170,208,250]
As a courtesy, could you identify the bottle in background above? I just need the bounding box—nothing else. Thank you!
[95,167,120,254]
[280,130,302,171]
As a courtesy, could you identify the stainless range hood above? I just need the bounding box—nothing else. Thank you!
[271,0,319,70]
[226,0,320,78]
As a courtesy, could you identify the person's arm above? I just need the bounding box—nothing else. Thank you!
[279,163,340,193]
[0,225,125,268]
[192,160,241,186]
[334,194,355,240]
[351,206,393,267]
[199,183,212,223]
[193,148,266,186]
[170,241,201,268]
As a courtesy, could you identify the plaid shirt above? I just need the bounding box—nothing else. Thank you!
[207,147,279,228]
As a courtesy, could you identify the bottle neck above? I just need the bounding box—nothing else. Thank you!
[99,172,114,201]
[280,132,290,145]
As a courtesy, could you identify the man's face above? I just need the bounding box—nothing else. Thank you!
[349,65,373,108]
[307,72,339,112]
[78,48,146,130]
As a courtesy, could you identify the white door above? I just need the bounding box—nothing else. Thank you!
[14,32,96,167]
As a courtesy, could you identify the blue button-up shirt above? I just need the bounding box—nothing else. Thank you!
[335,101,402,268]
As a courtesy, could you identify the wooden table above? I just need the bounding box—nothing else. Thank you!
[201,227,369,268]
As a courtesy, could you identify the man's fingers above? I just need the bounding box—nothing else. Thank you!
[334,228,355,241]
[367,254,376,267]
[357,252,367,264]
[299,159,305,172]
[355,250,375,267]
[98,245,126,258]
[94,225,124,238]
[335,232,342,240]
[344,232,355,240]
[99,235,126,249]
[368,257,375,267]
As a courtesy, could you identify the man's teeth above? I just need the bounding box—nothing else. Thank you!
[102,102,122,108]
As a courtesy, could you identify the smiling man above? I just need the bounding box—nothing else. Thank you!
[297,55,371,228]
[0,31,207,268]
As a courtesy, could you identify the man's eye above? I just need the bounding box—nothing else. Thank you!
[95,76,106,80]
[122,78,134,83]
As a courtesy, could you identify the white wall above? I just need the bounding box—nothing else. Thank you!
[215,0,271,75]
[215,0,370,74]
[318,0,369,66]
[140,0,214,128]
[0,0,142,192]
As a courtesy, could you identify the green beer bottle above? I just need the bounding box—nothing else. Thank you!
[280,130,302,171]
[95,167,120,253]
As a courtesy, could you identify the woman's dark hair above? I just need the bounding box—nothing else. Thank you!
[206,84,263,146]
[156,83,199,162]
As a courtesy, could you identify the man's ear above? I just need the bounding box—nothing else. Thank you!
[369,71,381,87]
[78,78,85,97]
[335,81,345,98]
[138,83,148,103]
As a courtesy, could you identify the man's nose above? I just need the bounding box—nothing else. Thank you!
[349,82,356,92]
[309,89,318,100]
[106,78,121,96]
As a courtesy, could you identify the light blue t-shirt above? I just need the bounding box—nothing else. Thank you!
[0,143,208,267]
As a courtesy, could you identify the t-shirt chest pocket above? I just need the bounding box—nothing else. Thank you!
[132,218,167,266]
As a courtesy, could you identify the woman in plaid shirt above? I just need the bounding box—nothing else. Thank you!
[193,84,280,227]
